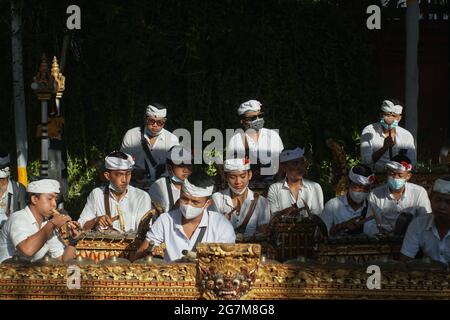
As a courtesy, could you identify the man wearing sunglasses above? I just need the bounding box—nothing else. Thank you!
[78,151,152,232]
[360,99,416,173]
[227,100,284,179]
[121,103,179,190]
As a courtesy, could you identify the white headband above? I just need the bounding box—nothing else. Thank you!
[146,104,167,118]
[27,179,60,194]
[224,158,250,172]
[432,178,450,195]
[105,153,135,170]
[385,160,412,172]
[348,167,375,186]
[0,167,10,178]
[182,179,214,197]
[381,100,403,115]
[238,100,262,116]
[280,147,305,163]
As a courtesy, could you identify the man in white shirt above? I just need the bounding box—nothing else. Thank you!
[369,155,431,231]
[211,158,270,238]
[134,172,235,262]
[78,151,152,232]
[121,103,179,190]
[226,100,284,178]
[321,164,382,237]
[267,147,323,216]
[0,179,81,263]
[149,145,193,213]
[360,99,416,173]
[0,150,26,229]
[400,177,450,268]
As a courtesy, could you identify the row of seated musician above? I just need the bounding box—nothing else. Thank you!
[0,148,448,268]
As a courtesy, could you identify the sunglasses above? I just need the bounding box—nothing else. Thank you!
[146,118,166,126]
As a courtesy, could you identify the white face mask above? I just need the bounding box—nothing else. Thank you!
[228,183,249,196]
[348,189,369,204]
[109,183,125,193]
[180,202,207,220]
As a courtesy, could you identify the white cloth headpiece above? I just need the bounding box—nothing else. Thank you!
[224,158,251,172]
[385,160,412,172]
[280,147,305,163]
[348,167,375,186]
[182,179,214,197]
[238,100,262,116]
[0,167,10,178]
[146,104,167,118]
[432,178,450,195]
[105,153,135,170]
[381,100,403,115]
[168,146,192,165]
[27,179,60,194]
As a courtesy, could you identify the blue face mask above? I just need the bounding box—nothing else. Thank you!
[387,176,406,190]
[380,118,399,130]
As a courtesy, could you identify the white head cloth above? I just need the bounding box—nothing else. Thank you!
[432,178,450,195]
[105,153,135,170]
[0,154,10,167]
[27,179,60,194]
[280,147,305,163]
[348,167,375,186]
[238,100,262,116]
[0,167,10,178]
[182,179,214,197]
[224,158,251,172]
[146,104,167,118]
[385,160,412,172]
[381,100,403,115]
[168,146,192,165]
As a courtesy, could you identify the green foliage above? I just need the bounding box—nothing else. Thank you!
[1,0,385,204]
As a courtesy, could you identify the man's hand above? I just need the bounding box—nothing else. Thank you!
[96,215,113,228]
[50,214,71,229]
[340,217,362,231]
[67,221,82,239]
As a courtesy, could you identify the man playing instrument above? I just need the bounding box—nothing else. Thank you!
[211,158,270,237]
[321,164,383,236]
[78,151,152,232]
[0,179,81,263]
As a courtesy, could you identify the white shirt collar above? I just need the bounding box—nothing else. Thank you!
[24,206,39,226]
[282,178,306,191]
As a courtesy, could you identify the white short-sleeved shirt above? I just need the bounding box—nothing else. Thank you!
[120,127,179,179]
[320,195,383,236]
[267,178,324,216]
[0,179,14,228]
[148,177,181,213]
[78,185,152,232]
[369,182,432,230]
[226,128,284,175]
[211,188,270,236]
[146,208,236,262]
[360,123,417,172]
[0,206,65,263]
[401,214,450,266]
